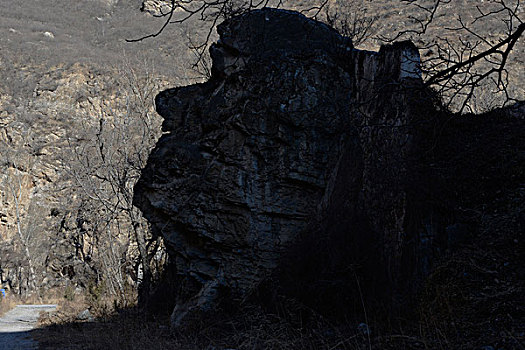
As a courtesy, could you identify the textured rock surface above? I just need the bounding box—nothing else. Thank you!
[141,0,173,16]
[0,63,140,291]
[0,0,209,296]
[134,8,433,326]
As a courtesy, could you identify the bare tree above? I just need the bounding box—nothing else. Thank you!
[131,0,523,113]
[380,0,524,113]
[322,2,378,47]
[63,62,166,302]
[129,1,334,74]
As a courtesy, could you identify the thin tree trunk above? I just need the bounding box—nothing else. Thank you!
[10,177,37,292]
[130,209,152,301]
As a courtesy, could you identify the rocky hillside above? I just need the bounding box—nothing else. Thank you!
[0,0,192,296]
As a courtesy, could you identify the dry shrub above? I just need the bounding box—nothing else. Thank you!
[0,294,18,317]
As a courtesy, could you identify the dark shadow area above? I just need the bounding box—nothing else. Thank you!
[34,104,524,350]
[0,331,37,350]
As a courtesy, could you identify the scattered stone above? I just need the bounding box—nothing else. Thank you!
[76,309,94,322]
[141,0,174,16]
[42,31,55,39]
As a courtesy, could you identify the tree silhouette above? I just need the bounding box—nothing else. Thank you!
[131,0,524,113]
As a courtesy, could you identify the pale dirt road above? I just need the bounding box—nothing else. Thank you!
[0,305,57,350]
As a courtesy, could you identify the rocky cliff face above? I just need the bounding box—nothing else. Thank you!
[0,0,204,297]
[0,61,168,295]
[134,8,439,326]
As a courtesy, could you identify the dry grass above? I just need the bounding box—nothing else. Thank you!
[0,295,18,317]
[32,295,444,350]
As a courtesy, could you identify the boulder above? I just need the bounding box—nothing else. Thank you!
[76,309,94,322]
[134,8,433,327]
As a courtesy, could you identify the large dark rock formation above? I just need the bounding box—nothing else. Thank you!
[134,8,439,326]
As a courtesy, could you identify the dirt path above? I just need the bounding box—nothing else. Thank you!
[0,305,57,350]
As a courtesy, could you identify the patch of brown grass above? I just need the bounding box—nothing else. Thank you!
[0,295,18,317]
